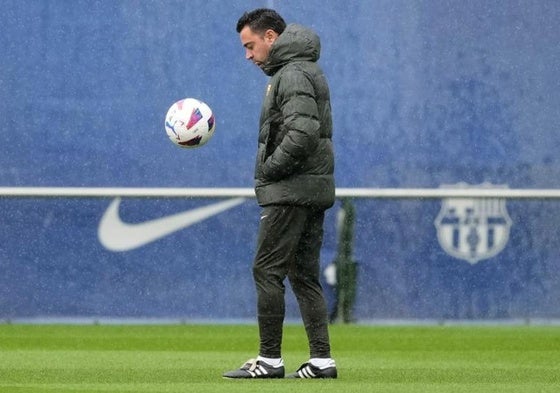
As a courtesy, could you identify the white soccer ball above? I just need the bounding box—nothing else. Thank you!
[164,98,216,148]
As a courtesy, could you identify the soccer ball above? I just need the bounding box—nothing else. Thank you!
[164,98,216,148]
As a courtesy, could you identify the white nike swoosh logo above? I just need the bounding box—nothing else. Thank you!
[98,197,246,252]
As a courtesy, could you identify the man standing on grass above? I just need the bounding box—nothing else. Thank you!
[223,8,337,379]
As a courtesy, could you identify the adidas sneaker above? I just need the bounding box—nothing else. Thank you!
[286,362,338,379]
[223,359,285,379]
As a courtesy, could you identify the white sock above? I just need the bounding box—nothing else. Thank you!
[257,356,284,368]
[309,358,336,369]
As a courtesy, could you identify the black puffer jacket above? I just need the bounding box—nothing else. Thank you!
[255,24,335,209]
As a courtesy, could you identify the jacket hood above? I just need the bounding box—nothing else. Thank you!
[262,24,321,76]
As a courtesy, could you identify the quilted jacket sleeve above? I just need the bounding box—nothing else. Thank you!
[261,67,320,181]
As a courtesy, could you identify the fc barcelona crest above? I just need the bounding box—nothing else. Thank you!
[434,183,512,264]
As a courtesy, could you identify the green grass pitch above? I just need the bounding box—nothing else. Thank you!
[1,323,559,392]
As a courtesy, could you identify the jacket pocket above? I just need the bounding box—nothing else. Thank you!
[265,121,286,158]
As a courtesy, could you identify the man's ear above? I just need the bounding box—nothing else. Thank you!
[264,29,279,44]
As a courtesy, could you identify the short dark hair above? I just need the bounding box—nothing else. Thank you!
[236,8,286,35]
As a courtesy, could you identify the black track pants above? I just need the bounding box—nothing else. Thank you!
[253,205,331,359]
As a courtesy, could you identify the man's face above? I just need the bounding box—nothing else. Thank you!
[239,26,278,69]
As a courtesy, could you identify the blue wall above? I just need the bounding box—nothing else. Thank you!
[1,0,560,320]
